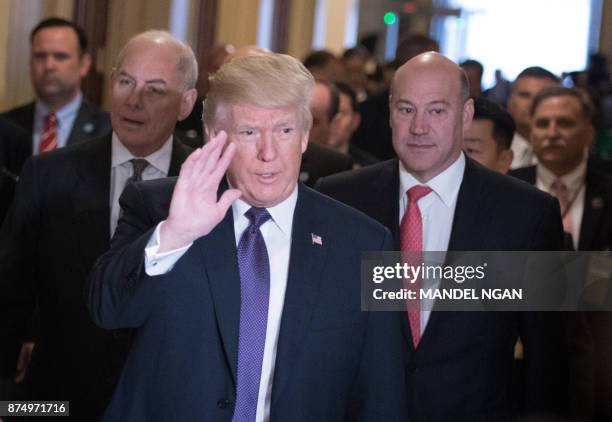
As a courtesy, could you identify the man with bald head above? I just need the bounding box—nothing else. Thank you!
[0,30,195,418]
[318,52,569,420]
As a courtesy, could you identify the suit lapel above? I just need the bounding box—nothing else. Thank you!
[367,160,401,247]
[447,159,490,251]
[168,137,192,176]
[72,135,112,268]
[196,196,241,384]
[271,184,329,401]
[67,101,109,145]
[579,162,607,250]
[419,160,490,349]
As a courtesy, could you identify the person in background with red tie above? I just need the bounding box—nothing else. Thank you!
[1,17,110,156]
[317,52,570,421]
[0,30,196,420]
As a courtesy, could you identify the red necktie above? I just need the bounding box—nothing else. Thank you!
[40,113,58,153]
[400,185,432,347]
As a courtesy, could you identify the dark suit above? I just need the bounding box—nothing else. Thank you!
[510,161,612,420]
[317,157,570,421]
[351,89,395,161]
[299,142,353,186]
[509,162,612,251]
[0,134,191,419]
[1,99,111,155]
[0,117,29,223]
[86,182,407,421]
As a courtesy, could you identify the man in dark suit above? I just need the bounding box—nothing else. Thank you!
[87,53,407,422]
[0,30,197,420]
[510,86,612,251]
[510,86,612,420]
[317,52,569,421]
[1,17,110,156]
[0,117,30,224]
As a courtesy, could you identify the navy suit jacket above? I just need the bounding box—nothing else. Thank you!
[1,100,111,156]
[0,134,191,419]
[509,161,612,251]
[317,157,571,421]
[87,182,408,422]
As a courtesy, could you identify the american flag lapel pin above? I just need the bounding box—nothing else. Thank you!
[311,233,323,246]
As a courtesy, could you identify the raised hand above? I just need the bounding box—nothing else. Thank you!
[159,131,241,252]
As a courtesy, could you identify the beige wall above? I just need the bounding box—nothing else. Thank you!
[287,0,316,60]
[0,0,73,111]
[600,0,612,66]
[215,0,260,48]
[101,0,173,109]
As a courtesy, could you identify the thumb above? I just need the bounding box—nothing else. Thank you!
[217,189,242,214]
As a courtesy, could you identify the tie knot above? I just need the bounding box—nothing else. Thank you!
[130,158,150,182]
[551,179,568,194]
[45,113,57,126]
[407,185,432,203]
[245,207,271,230]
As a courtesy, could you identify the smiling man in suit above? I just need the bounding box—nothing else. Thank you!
[1,17,110,156]
[87,53,407,422]
[317,52,569,421]
[0,31,196,419]
[510,86,612,419]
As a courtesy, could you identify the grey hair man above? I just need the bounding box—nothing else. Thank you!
[0,30,196,420]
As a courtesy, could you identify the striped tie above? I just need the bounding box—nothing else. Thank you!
[40,113,57,153]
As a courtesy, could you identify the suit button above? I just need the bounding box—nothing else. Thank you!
[217,398,231,409]
[407,363,418,373]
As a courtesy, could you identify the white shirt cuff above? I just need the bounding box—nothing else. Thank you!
[144,221,193,276]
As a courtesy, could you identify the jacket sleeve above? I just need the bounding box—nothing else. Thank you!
[0,157,41,376]
[86,181,166,330]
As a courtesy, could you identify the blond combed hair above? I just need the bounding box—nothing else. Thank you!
[203,53,314,132]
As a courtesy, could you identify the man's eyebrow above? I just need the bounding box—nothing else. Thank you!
[116,71,167,85]
[427,100,450,106]
[464,137,483,143]
[145,79,167,85]
[394,99,450,106]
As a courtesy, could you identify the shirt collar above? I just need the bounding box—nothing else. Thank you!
[35,92,82,126]
[398,153,465,208]
[232,184,298,236]
[537,148,588,192]
[111,131,174,174]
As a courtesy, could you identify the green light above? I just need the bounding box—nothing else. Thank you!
[383,12,397,25]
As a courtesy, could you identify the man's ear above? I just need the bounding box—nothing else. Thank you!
[462,98,474,133]
[497,149,514,175]
[350,112,361,132]
[79,53,92,77]
[301,130,309,154]
[178,89,198,121]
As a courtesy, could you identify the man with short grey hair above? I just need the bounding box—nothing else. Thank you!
[0,30,195,420]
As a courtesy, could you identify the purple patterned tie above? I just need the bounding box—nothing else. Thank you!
[232,207,271,422]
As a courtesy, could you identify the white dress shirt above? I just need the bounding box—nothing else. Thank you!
[33,93,82,154]
[109,132,172,235]
[536,154,587,250]
[510,132,538,169]
[398,153,465,331]
[144,185,298,422]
